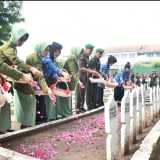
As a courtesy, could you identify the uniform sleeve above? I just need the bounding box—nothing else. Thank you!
[0,62,23,81]
[26,57,49,93]
[67,59,80,83]
[79,53,87,68]
[4,47,31,72]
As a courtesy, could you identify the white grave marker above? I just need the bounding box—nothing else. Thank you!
[153,86,157,118]
[141,84,147,129]
[129,89,137,144]
[121,90,130,155]
[136,87,142,135]
[149,87,154,123]
[105,95,118,160]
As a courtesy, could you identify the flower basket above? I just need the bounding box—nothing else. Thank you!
[50,80,71,97]
[59,69,72,82]
[89,77,105,83]
[124,82,135,90]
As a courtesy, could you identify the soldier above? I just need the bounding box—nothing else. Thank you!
[86,48,104,110]
[150,70,158,87]
[135,73,141,87]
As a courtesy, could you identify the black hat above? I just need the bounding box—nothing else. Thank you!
[108,55,117,65]
[124,62,130,69]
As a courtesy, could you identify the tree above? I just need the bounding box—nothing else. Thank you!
[0,1,25,45]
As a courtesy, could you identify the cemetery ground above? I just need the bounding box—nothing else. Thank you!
[1,95,160,160]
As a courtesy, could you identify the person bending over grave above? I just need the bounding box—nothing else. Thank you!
[114,62,131,107]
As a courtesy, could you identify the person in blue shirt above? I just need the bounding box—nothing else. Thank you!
[114,62,131,104]
[96,55,117,107]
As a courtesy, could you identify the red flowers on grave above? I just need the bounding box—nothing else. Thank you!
[65,146,70,151]
[36,150,45,158]
[65,88,70,95]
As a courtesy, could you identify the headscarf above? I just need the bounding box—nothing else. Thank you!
[50,42,63,61]
[34,42,49,59]
[107,55,117,67]
[71,47,84,61]
[10,27,29,46]
[124,62,131,69]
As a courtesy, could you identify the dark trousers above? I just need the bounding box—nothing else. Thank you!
[86,79,97,109]
[96,87,104,107]
[75,83,86,109]
[114,86,124,102]
[35,95,48,123]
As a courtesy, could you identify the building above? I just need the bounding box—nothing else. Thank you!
[102,44,160,70]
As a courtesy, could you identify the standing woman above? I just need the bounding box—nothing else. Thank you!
[13,42,55,128]
[47,42,72,118]
[25,42,56,124]
[63,47,85,115]
[0,27,40,86]
[0,74,13,134]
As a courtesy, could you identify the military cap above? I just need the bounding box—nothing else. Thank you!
[85,44,94,49]
[96,48,104,53]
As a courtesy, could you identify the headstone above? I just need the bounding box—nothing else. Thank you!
[157,87,160,115]
[129,89,137,144]
[149,87,154,123]
[153,86,157,118]
[121,90,130,156]
[141,85,147,129]
[136,87,142,135]
[105,95,118,160]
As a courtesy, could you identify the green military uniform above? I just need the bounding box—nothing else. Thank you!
[0,28,36,128]
[0,103,11,132]
[62,47,84,115]
[0,28,31,81]
[25,43,56,123]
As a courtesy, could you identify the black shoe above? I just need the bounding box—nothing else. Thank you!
[6,129,14,132]
[20,124,27,129]
[0,131,5,134]
[93,105,99,109]
[81,108,87,112]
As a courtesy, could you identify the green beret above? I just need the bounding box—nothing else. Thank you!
[85,44,94,49]
[96,48,104,53]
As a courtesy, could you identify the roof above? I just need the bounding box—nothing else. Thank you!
[104,44,160,53]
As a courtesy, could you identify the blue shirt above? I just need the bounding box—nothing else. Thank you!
[42,56,60,80]
[97,63,109,88]
[114,69,130,86]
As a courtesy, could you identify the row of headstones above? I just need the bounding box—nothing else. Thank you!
[105,84,160,160]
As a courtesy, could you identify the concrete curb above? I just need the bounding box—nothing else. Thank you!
[130,119,160,160]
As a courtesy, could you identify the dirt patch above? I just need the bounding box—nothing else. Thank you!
[2,105,160,160]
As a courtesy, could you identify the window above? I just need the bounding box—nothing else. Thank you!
[156,53,160,57]
[129,53,136,58]
[113,54,119,59]
[147,53,154,58]
[121,54,127,59]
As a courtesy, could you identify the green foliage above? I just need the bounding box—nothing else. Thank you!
[151,61,160,68]
[132,62,152,67]
[0,1,25,44]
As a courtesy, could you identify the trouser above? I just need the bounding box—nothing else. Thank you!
[35,95,48,123]
[114,86,124,102]
[75,83,86,110]
[96,87,104,107]
[86,79,97,109]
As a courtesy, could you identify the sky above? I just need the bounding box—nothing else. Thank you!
[14,1,160,60]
